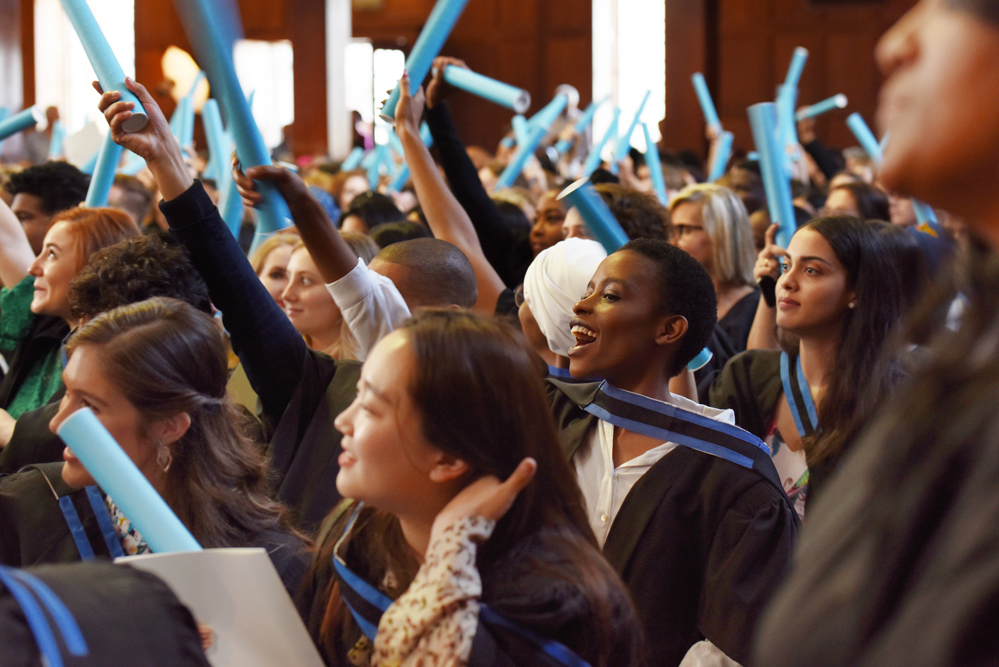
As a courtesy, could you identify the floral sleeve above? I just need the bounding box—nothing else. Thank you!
[372,516,495,667]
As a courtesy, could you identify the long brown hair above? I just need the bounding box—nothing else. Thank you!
[67,297,302,548]
[314,310,635,666]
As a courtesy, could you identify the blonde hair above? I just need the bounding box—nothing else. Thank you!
[670,183,756,287]
[248,232,301,276]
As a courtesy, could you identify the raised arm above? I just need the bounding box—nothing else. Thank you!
[0,198,37,288]
[395,73,506,315]
[746,224,785,351]
[96,77,309,421]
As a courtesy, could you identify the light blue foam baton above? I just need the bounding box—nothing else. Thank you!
[795,94,847,121]
[494,124,546,191]
[748,102,795,248]
[511,114,530,148]
[57,408,202,553]
[557,177,629,253]
[708,130,734,182]
[186,70,206,98]
[84,130,123,207]
[341,146,365,171]
[581,108,621,178]
[201,98,227,183]
[387,128,405,160]
[613,90,651,164]
[218,175,245,237]
[360,148,379,169]
[776,84,799,169]
[387,123,433,193]
[783,47,809,90]
[691,73,721,134]
[526,93,569,135]
[380,0,471,122]
[0,107,41,142]
[553,95,608,155]
[367,143,389,189]
[641,122,668,206]
[171,0,291,238]
[48,121,66,159]
[80,150,99,175]
[60,0,147,132]
[120,150,146,176]
[440,65,530,113]
[846,112,884,168]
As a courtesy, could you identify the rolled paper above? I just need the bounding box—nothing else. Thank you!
[641,123,668,206]
[341,146,365,171]
[527,93,569,134]
[48,121,66,159]
[494,124,546,191]
[557,177,629,253]
[60,0,147,132]
[687,347,713,372]
[795,94,847,121]
[511,114,530,148]
[56,408,202,553]
[614,90,651,164]
[380,0,472,122]
[201,98,227,183]
[582,108,621,178]
[84,130,124,207]
[747,102,796,248]
[171,0,291,235]
[553,95,609,155]
[441,65,530,113]
[691,73,721,133]
[708,130,734,182]
[0,107,41,142]
[783,47,809,90]
[846,112,884,168]
[80,149,99,175]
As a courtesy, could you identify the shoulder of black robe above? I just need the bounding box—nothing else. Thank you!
[719,288,761,354]
[0,462,112,567]
[707,348,783,440]
[0,561,210,667]
[694,324,740,403]
[0,401,63,475]
[0,315,68,410]
[268,350,362,533]
[547,377,799,667]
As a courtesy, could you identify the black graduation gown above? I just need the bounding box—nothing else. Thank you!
[0,401,62,476]
[707,349,783,441]
[0,315,68,411]
[547,379,799,667]
[0,463,310,597]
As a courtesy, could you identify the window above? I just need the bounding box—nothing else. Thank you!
[344,40,405,148]
[592,0,666,156]
[233,39,295,149]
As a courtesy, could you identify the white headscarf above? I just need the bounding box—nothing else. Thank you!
[522,238,608,357]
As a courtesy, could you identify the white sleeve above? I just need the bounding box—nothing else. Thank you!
[326,258,411,360]
[679,640,743,667]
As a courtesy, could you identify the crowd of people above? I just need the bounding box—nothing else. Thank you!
[0,0,997,664]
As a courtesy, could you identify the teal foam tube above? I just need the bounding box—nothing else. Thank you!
[494,124,546,191]
[553,95,608,155]
[367,144,388,189]
[614,90,651,164]
[748,102,795,248]
[380,0,471,122]
[708,130,734,182]
[0,107,40,141]
[388,123,433,192]
[641,123,668,206]
[180,97,195,152]
[776,85,799,169]
[511,114,530,148]
[171,0,291,235]
[691,73,721,133]
[219,173,244,237]
[846,112,884,168]
[120,150,146,176]
[795,94,847,121]
[84,130,124,207]
[441,65,530,113]
[341,146,364,171]
[557,177,629,253]
[57,408,202,553]
[60,0,147,132]
[526,93,569,134]
[783,47,809,90]
[387,128,405,159]
[201,98,227,183]
[80,149,99,175]
[48,121,66,159]
[582,108,621,178]
[186,70,205,98]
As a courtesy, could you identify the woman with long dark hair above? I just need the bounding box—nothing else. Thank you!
[299,309,639,667]
[710,216,925,513]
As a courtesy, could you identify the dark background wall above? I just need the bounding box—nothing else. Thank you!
[13,0,916,159]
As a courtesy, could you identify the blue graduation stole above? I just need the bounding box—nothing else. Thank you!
[58,486,126,561]
[331,504,593,667]
[780,351,819,438]
[0,566,89,667]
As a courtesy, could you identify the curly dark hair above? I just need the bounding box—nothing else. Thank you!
[595,183,670,241]
[336,191,406,231]
[620,238,718,376]
[69,233,212,320]
[5,161,90,214]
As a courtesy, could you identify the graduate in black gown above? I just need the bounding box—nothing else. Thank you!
[547,238,799,666]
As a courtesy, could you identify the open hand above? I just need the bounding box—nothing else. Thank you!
[426,56,468,109]
[233,158,312,210]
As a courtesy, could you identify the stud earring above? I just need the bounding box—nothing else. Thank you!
[848,302,856,309]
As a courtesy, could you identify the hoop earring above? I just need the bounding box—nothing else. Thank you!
[156,446,173,473]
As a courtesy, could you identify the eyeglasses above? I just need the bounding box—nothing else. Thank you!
[514,284,526,308]
[671,224,705,240]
